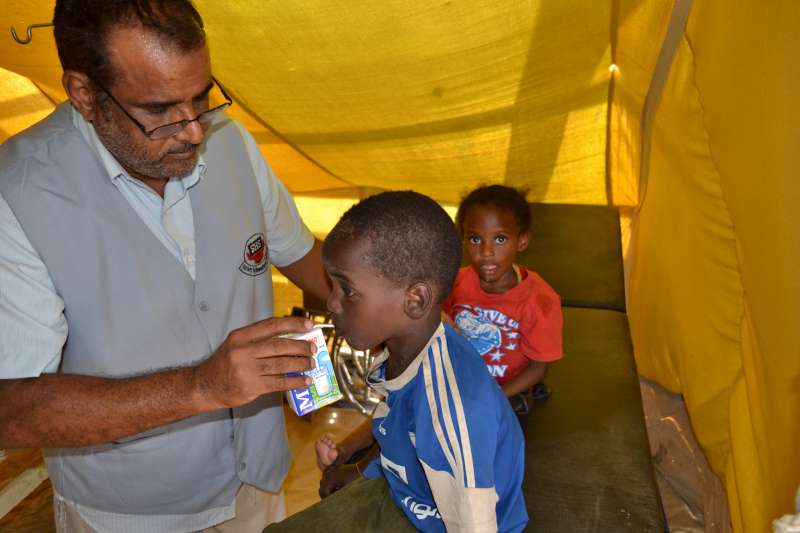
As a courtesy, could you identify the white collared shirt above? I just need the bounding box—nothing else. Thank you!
[0,105,314,532]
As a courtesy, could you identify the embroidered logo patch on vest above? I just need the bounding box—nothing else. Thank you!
[239,233,268,276]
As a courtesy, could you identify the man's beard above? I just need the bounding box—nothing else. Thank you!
[94,105,200,181]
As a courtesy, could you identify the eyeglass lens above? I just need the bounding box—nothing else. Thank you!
[148,103,229,139]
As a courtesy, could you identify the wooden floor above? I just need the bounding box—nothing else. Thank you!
[0,405,365,532]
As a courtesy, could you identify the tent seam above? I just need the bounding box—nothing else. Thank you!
[604,0,620,206]
[636,0,693,214]
[225,89,357,190]
[30,81,59,107]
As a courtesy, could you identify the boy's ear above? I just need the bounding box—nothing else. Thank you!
[517,231,530,252]
[404,282,434,320]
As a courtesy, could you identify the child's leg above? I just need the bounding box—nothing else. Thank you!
[508,393,531,429]
[314,433,340,470]
[263,477,416,533]
[532,381,552,400]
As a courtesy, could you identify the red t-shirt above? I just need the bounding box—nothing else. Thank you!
[443,265,563,385]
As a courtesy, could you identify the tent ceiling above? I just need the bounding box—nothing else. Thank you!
[1,0,617,204]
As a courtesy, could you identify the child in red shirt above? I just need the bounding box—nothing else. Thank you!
[443,185,563,419]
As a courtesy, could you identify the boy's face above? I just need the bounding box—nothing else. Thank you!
[462,205,529,294]
[324,237,409,351]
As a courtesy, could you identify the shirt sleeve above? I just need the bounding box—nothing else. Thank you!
[520,281,563,362]
[235,122,314,268]
[0,194,67,378]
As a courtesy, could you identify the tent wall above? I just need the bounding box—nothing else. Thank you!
[0,68,53,141]
[1,1,798,531]
[621,1,800,531]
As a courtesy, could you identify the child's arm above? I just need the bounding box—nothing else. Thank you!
[333,418,375,466]
[505,279,562,397]
[315,418,375,470]
[319,439,380,498]
[501,360,546,397]
[317,418,378,498]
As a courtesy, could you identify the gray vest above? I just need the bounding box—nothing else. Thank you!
[0,103,291,515]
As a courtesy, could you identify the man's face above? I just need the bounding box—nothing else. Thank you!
[324,237,408,351]
[92,25,213,181]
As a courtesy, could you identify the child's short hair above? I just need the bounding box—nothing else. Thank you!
[455,184,531,235]
[323,191,462,304]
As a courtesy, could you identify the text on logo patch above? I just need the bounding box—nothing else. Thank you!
[239,233,268,276]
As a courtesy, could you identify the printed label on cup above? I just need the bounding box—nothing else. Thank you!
[283,326,342,416]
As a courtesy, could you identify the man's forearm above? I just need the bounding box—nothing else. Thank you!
[0,368,214,449]
[0,316,318,449]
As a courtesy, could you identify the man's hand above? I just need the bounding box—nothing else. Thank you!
[319,463,361,498]
[0,316,319,448]
[193,316,317,409]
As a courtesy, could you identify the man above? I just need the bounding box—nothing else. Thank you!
[0,0,329,531]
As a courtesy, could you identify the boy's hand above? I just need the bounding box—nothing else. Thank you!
[319,463,360,498]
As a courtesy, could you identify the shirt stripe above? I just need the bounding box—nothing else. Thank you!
[421,350,458,477]
[422,332,477,489]
[437,335,476,488]
[429,338,464,484]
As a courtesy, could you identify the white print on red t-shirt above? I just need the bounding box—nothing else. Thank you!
[453,305,519,379]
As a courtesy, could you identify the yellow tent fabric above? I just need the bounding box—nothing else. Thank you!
[1,1,798,531]
[621,1,800,531]
[199,0,614,204]
[0,67,53,139]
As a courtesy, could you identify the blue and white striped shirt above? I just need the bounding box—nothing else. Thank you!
[364,322,528,533]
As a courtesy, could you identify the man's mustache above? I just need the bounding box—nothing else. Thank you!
[168,143,200,155]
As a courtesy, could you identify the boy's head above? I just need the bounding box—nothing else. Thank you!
[322,191,461,351]
[455,185,531,293]
[455,184,531,235]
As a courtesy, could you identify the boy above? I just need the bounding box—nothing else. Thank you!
[443,185,563,421]
[268,191,527,533]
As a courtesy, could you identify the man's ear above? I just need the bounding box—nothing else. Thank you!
[517,231,530,253]
[404,282,434,320]
[63,70,99,123]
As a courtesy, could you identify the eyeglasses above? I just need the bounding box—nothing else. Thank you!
[93,76,233,140]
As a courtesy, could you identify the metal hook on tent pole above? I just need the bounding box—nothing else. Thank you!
[10,23,54,45]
